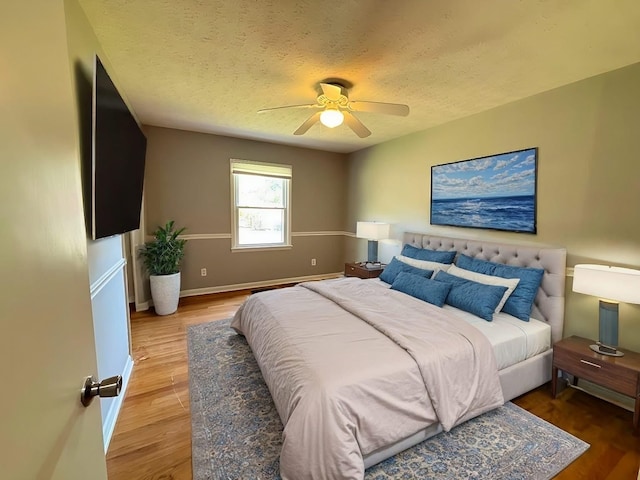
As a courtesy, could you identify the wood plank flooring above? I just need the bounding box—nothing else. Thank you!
[106,290,640,480]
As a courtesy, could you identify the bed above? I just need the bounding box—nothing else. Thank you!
[231,233,567,480]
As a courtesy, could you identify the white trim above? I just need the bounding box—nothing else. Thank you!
[231,245,293,253]
[90,258,127,300]
[167,231,351,241]
[102,354,134,452]
[180,233,231,240]
[292,231,351,237]
[230,158,293,178]
[131,193,146,311]
[230,160,292,250]
[135,300,150,312]
[179,272,343,298]
[128,229,144,303]
[230,167,238,249]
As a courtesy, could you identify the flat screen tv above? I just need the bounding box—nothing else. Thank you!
[91,55,147,240]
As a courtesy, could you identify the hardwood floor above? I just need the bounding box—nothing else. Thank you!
[106,290,640,480]
[106,291,249,480]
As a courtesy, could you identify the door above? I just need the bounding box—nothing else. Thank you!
[0,1,108,479]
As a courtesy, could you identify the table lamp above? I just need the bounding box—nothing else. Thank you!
[356,221,390,263]
[572,264,640,357]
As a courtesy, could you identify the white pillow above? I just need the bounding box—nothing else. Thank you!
[446,264,520,314]
[396,254,451,275]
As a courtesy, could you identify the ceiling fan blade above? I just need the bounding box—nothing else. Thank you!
[348,101,410,116]
[343,111,371,138]
[320,83,342,102]
[258,104,318,114]
[293,112,322,135]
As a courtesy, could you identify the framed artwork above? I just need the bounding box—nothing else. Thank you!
[430,147,537,234]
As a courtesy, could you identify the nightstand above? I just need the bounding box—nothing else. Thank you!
[552,335,640,429]
[344,262,384,279]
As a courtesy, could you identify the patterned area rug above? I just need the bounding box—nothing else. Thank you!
[188,319,588,479]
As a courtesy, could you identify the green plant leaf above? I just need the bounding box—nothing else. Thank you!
[139,220,187,275]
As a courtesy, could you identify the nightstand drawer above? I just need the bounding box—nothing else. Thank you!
[344,262,384,279]
[554,348,637,397]
[345,264,360,276]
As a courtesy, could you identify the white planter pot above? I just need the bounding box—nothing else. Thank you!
[150,272,181,315]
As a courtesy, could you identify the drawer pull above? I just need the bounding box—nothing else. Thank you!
[580,359,601,368]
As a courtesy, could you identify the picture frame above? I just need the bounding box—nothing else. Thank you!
[430,147,537,234]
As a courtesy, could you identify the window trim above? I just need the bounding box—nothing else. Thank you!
[230,159,292,251]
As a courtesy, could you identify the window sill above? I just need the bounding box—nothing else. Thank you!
[231,244,293,253]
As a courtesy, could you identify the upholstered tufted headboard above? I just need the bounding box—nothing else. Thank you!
[402,233,567,343]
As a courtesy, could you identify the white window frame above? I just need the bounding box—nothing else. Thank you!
[230,159,292,251]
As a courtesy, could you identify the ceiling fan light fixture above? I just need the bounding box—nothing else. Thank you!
[319,108,344,128]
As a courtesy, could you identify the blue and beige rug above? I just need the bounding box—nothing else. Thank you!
[188,319,589,479]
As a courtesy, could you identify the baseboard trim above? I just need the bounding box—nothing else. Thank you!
[136,272,344,311]
[135,300,150,312]
[179,272,343,298]
[102,355,134,452]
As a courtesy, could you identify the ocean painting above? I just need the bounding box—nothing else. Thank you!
[431,148,537,233]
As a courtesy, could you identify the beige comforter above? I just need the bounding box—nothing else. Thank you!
[231,277,504,480]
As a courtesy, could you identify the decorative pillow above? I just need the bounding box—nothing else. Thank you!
[391,272,452,307]
[379,257,434,285]
[401,244,456,264]
[433,271,508,321]
[395,254,451,274]
[455,254,544,321]
[446,264,520,314]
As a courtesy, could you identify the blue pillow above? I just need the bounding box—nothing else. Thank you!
[391,272,452,307]
[401,244,456,264]
[433,271,508,321]
[455,254,544,321]
[379,257,434,285]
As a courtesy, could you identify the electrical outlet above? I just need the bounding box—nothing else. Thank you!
[311,258,316,266]
[200,268,207,277]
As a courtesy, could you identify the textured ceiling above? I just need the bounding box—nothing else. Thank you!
[78,0,640,153]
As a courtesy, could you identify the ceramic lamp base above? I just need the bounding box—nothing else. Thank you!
[367,240,379,263]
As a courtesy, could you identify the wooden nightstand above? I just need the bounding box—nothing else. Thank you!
[552,335,640,429]
[344,262,385,279]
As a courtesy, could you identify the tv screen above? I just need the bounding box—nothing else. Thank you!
[91,55,147,240]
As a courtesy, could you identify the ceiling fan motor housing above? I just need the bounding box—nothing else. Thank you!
[317,83,349,108]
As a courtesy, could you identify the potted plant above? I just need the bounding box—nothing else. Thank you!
[140,220,187,315]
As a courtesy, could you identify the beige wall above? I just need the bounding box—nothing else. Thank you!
[143,126,348,291]
[346,62,640,351]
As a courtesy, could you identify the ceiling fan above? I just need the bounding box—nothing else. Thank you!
[258,82,410,138]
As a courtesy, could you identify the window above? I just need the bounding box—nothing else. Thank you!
[231,160,292,250]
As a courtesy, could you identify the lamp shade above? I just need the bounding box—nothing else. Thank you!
[356,221,390,241]
[573,264,640,304]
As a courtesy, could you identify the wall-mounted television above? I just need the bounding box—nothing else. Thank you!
[91,55,147,240]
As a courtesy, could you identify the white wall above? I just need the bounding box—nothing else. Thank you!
[86,236,133,450]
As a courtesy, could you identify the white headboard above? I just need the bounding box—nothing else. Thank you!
[403,233,567,343]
